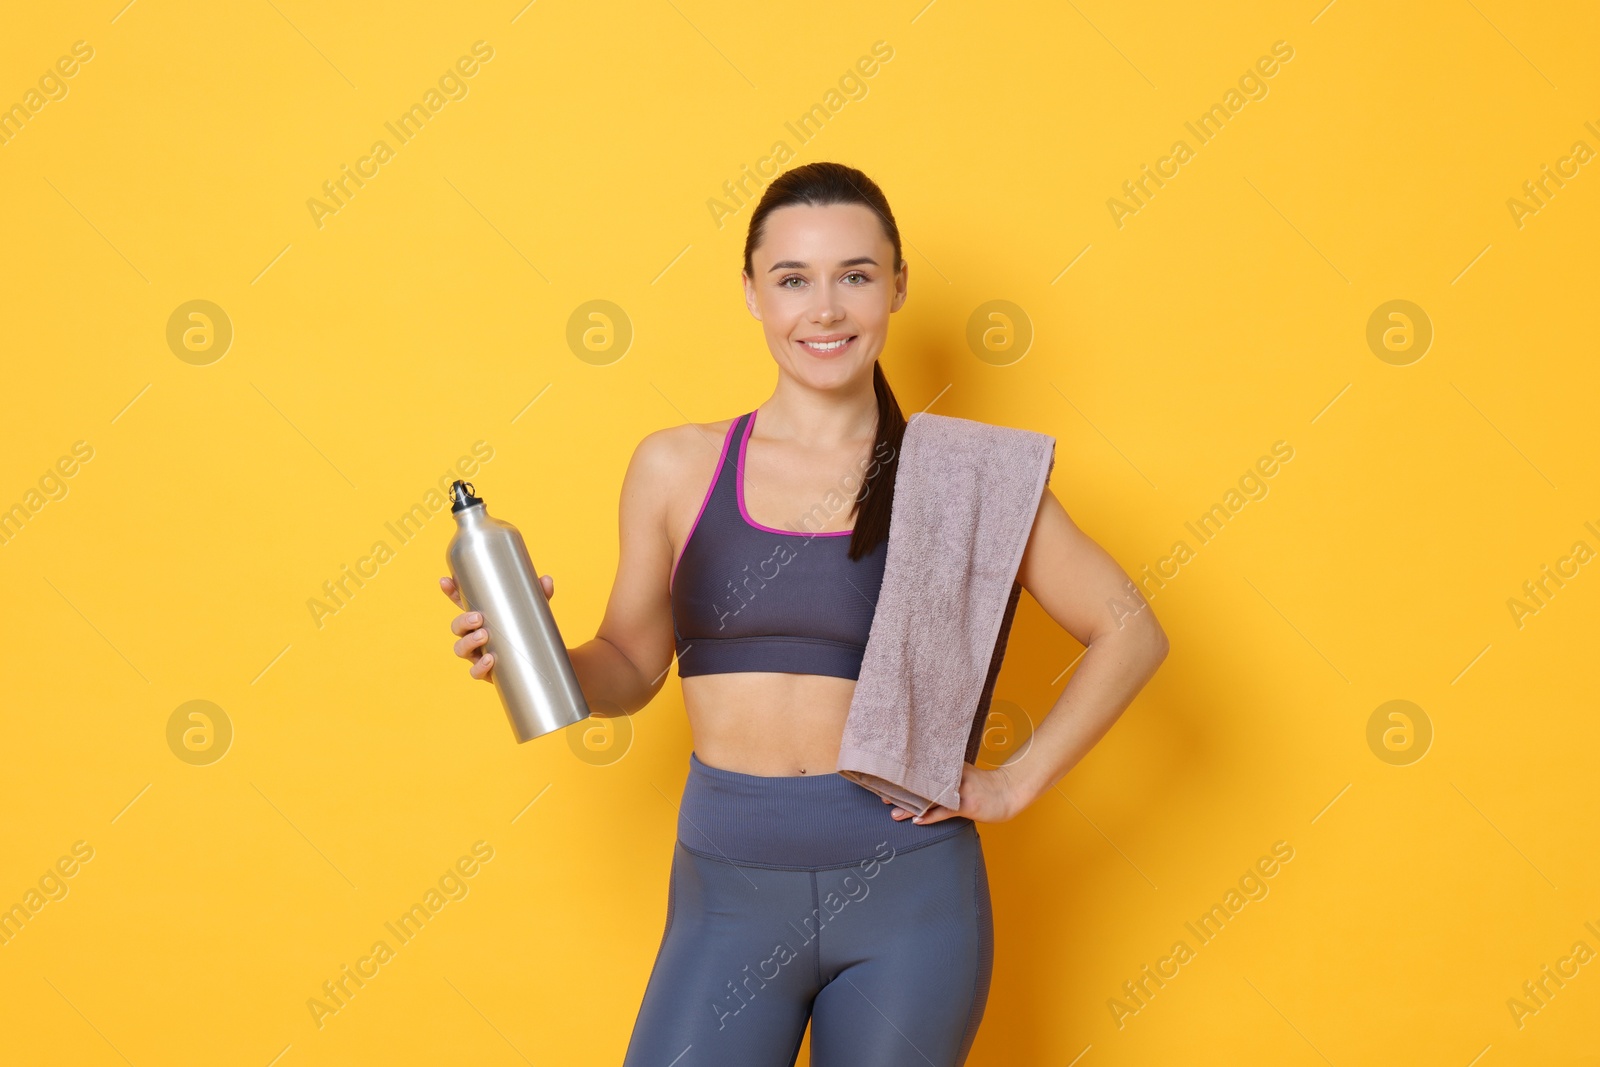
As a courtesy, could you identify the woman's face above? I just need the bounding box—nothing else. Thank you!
[743,202,907,391]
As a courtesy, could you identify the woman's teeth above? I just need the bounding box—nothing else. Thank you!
[801,337,854,352]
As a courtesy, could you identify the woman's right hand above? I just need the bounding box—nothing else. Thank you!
[440,573,555,681]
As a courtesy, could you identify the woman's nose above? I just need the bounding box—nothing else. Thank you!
[809,295,844,322]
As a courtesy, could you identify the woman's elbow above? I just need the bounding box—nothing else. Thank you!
[1124,609,1169,666]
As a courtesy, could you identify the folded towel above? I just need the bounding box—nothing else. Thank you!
[836,412,1057,816]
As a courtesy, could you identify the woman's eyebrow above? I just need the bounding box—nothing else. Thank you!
[767,256,879,272]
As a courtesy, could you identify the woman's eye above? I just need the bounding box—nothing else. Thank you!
[781,272,868,288]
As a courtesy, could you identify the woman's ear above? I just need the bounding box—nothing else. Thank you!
[742,270,763,320]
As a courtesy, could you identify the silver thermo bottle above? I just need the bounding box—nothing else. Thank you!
[445,480,590,743]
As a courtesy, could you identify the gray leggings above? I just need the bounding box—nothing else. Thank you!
[623,753,993,1066]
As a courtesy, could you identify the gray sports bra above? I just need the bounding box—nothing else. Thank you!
[670,410,888,679]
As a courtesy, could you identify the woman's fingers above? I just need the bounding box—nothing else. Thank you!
[453,624,488,660]
[457,626,493,682]
[471,651,495,680]
[442,574,550,683]
[442,577,496,682]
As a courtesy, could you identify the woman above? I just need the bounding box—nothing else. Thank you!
[440,162,1169,1066]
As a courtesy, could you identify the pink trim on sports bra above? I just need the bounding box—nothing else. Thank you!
[669,417,741,595]
[736,407,854,538]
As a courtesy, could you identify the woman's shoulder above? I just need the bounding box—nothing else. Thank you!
[629,413,744,486]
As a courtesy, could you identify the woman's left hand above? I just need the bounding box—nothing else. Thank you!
[885,763,1027,825]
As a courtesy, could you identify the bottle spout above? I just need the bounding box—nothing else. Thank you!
[449,480,484,513]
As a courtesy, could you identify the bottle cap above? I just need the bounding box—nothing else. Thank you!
[449,480,484,513]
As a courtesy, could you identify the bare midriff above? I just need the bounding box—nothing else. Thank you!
[671,412,876,779]
[682,672,857,777]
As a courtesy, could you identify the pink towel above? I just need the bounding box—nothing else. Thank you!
[836,411,1057,816]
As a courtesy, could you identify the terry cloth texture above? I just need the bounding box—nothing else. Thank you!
[835,412,1057,816]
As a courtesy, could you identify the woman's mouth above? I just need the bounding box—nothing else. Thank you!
[797,335,857,357]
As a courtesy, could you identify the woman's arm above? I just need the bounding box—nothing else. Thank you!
[565,429,682,716]
[999,484,1168,809]
[903,484,1167,825]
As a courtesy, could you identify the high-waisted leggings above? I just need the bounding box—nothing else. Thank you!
[622,752,993,1067]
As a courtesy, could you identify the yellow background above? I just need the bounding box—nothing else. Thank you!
[2,1,1597,1063]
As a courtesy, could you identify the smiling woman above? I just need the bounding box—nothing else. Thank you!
[438,160,1168,1066]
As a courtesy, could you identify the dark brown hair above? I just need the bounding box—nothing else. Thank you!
[742,161,907,561]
